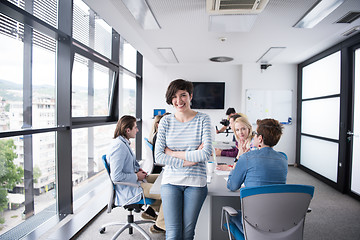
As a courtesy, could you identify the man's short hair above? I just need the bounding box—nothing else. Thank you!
[226,107,236,116]
[256,118,283,147]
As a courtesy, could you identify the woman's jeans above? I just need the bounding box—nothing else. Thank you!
[161,184,208,240]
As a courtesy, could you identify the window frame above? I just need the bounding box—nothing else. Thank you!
[0,0,144,237]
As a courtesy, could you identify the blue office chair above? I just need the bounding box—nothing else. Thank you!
[221,184,314,240]
[99,155,156,240]
[143,137,163,174]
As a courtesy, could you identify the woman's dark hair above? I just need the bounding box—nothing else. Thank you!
[226,107,236,116]
[256,118,283,147]
[114,115,136,139]
[165,79,193,105]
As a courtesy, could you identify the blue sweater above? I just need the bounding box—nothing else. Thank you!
[227,147,288,191]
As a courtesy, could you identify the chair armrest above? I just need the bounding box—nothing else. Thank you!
[113,181,140,188]
[223,206,238,216]
[221,206,238,240]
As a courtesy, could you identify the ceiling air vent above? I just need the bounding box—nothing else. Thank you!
[209,56,234,62]
[335,11,360,24]
[206,0,269,14]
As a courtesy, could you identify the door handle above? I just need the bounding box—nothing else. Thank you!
[347,131,354,136]
[347,131,354,142]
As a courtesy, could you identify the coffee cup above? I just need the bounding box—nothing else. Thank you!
[207,161,216,173]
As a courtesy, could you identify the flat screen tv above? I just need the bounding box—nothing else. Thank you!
[191,82,225,109]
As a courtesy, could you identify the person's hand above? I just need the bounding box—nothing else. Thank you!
[216,129,220,134]
[237,139,250,156]
[183,160,197,167]
[197,143,204,150]
[216,164,232,171]
[136,170,147,181]
[215,148,222,156]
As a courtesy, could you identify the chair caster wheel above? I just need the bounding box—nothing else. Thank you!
[99,227,106,234]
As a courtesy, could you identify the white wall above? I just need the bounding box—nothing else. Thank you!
[142,61,243,143]
[241,63,298,164]
[142,59,297,164]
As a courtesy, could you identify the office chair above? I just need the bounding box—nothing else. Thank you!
[143,137,163,174]
[221,184,314,240]
[99,155,156,240]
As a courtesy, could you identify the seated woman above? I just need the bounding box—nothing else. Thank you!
[107,115,165,234]
[226,118,288,233]
[148,112,170,173]
[214,114,242,157]
[216,116,254,171]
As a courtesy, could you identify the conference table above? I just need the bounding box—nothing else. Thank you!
[150,155,240,239]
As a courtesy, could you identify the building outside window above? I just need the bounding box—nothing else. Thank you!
[0,0,142,237]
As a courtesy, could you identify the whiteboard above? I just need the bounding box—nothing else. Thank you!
[245,89,293,125]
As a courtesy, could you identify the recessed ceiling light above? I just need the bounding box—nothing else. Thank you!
[122,0,161,30]
[342,25,360,37]
[293,0,346,28]
[256,47,286,63]
[158,48,178,63]
[209,56,234,62]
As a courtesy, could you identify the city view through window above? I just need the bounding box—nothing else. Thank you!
[0,1,137,235]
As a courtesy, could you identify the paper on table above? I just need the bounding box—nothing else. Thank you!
[223,178,245,188]
[214,169,230,176]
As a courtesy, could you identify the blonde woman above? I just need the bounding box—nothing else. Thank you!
[148,113,169,173]
[149,114,162,145]
[216,117,253,171]
[234,117,253,158]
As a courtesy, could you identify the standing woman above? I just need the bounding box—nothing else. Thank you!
[155,79,213,240]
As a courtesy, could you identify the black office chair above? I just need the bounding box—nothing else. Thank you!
[144,137,163,174]
[99,155,155,240]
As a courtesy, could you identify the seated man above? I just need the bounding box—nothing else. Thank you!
[107,115,165,234]
[216,107,237,134]
[226,118,288,233]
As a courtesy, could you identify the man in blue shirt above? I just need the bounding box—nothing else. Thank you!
[226,118,288,232]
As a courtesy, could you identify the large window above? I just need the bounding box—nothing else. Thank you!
[121,39,137,73]
[0,0,143,238]
[121,72,137,116]
[72,124,114,211]
[299,51,341,182]
[0,13,57,236]
[73,0,112,59]
[72,54,114,117]
[298,35,360,196]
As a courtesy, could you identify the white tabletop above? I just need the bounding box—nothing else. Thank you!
[212,141,236,149]
[150,156,239,196]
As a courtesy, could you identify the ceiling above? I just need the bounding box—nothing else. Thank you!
[84,0,360,66]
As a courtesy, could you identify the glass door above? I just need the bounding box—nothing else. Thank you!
[299,51,341,184]
[350,48,360,196]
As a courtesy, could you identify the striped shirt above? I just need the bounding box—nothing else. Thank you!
[155,112,212,187]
